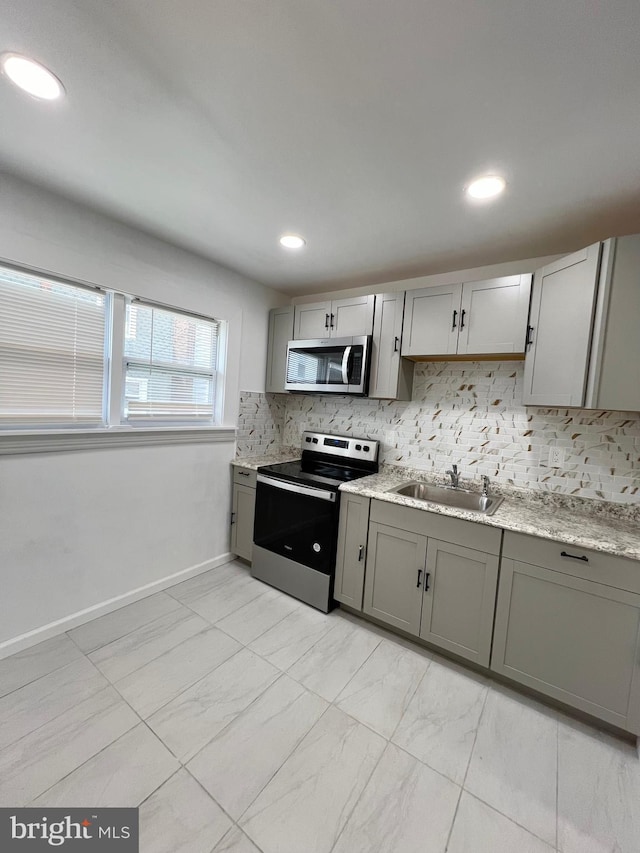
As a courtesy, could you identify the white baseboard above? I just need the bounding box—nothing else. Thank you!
[0,552,235,661]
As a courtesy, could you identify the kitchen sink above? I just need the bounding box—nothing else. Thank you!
[388,482,504,515]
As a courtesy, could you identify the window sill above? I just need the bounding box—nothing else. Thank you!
[0,426,237,455]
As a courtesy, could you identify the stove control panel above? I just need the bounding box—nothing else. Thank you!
[302,431,378,464]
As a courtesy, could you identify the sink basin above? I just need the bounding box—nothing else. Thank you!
[388,482,504,516]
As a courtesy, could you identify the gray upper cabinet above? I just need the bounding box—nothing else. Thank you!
[368,291,414,400]
[585,235,640,411]
[265,305,294,393]
[525,235,640,410]
[402,284,462,357]
[419,538,499,667]
[363,521,427,634]
[334,493,371,610]
[457,275,532,355]
[493,534,640,734]
[401,276,531,358]
[293,300,333,339]
[293,295,374,339]
[522,244,601,406]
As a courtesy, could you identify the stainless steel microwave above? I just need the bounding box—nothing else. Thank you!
[285,336,372,394]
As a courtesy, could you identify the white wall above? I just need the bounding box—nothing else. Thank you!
[291,255,562,303]
[0,173,287,653]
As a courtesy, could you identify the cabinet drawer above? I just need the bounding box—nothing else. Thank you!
[503,531,640,594]
[370,499,501,555]
[233,466,257,488]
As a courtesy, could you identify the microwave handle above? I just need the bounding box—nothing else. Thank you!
[341,345,352,385]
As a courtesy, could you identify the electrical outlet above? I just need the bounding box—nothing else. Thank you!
[548,446,565,467]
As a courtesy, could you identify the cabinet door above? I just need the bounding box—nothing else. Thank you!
[419,539,499,667]
[331,294,375,337]
[586,235,640,411]
[334,494,371,610]
[492,559,640,734]
[369,292,413,400]
[522,244,601,406]
[293,301,332,339]
[265,306,294,393]
[231,484,256,563]
[401,284,462,357]
[457,275,532,355]
[363,522,426,635]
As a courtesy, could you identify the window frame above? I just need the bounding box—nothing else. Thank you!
[119,296,224,428]
[0,260,229,441]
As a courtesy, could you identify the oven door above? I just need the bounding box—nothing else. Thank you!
[253,475,340,573]
[285,336,371,394]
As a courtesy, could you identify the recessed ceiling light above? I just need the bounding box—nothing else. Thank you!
[279,234,306,249]
[1,53,64,100]
[466,175,506,200]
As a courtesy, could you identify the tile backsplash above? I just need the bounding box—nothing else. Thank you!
[237,391,287,456]
[239,361,640,505]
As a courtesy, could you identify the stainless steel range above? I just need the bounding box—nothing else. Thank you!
[251,431,379,612]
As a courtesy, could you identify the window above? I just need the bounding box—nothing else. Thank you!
[123,301,219,423]
[0,265,107,427]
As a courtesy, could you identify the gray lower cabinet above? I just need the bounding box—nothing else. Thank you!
[361,500,501,664]
[334,494,371,610]
[231,472,256,562]
[420,539,499,667]
[363,521,427,634]
[492,534,640,734]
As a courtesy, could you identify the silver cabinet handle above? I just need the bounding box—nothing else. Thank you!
[358,545,364,562]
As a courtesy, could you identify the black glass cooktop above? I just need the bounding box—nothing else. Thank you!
[258,459,369,490]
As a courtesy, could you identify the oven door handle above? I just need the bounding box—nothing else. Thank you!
[256,474,337,502]
[341,345,352,386]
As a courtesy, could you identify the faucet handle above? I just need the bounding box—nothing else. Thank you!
[451,464,458,474]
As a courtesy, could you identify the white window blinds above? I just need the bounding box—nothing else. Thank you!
[0,266,107,426]
[123,301,218,422]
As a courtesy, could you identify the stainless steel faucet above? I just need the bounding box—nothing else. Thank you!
[445,463,460,488]
[481,475,490,497]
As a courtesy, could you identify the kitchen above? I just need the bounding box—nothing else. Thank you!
[1,1,640,852]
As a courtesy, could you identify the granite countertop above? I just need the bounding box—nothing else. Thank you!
[232,448,300,470]
[232,452,639,561]
[341,468,640,562]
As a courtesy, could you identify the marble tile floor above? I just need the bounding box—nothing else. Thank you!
[1,559,639,852]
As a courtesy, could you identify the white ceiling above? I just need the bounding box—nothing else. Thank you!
[1,0,640,294]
